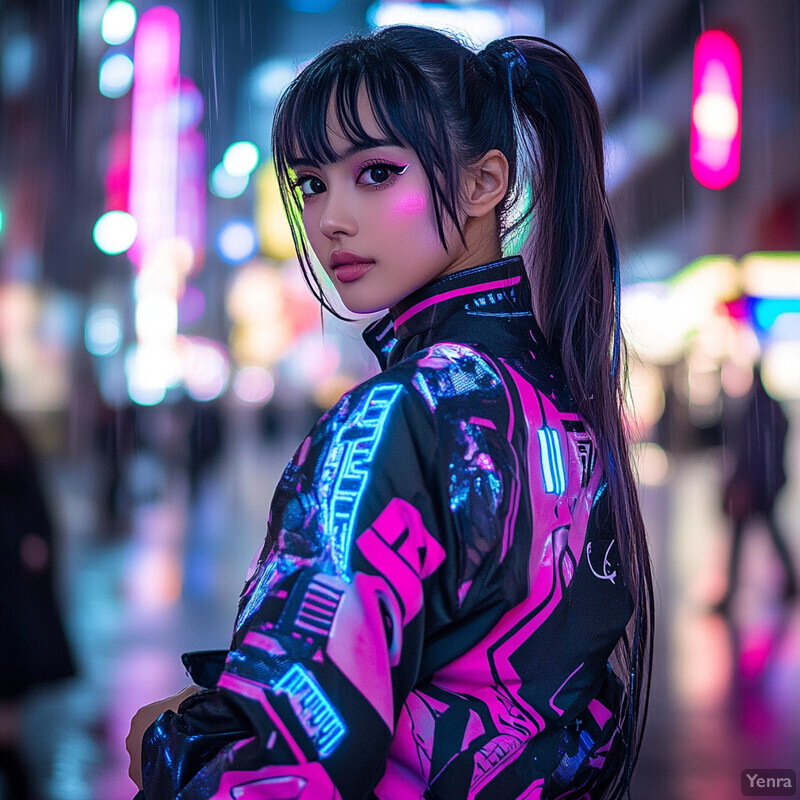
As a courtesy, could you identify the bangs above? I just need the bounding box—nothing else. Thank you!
[277,53,408,168]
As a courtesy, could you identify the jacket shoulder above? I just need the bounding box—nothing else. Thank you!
[388,341,505,414]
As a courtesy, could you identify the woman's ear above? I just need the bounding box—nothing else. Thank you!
[462,149,509,218]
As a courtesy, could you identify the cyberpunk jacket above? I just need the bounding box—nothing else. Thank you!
[139,257,634,800]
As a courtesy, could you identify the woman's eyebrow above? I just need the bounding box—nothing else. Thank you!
[288,138,401,169]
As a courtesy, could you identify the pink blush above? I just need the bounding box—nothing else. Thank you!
[392,190,427,217]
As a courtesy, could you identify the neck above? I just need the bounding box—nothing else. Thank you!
[441,212,503,276]
[388,213,504,321]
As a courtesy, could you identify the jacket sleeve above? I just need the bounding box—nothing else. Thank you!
[140,378,454,800]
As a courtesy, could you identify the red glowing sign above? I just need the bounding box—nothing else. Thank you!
[691,30,741,189]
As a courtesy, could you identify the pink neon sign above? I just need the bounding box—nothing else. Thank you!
[128,6,181,265]
[691,30,742,190]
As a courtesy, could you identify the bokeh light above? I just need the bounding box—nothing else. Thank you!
[761,341,800,400]
[135,293,177,343]
[178,78,204,129]
[1,33,35,96]
[222,141,260,177]
[233,366,275,405]
[621,282,685,365]
[181,337,230,402]
[693,93,739,139]
[741,252,800,297]
[93,210,138,254]
[367,2,506,46]
[752,299,800,331]
[216,219,259,264]
[226,262,290,367]
[255,161,296,260]
[101,1,138,46]
[283,331,341,389]
[633,442,670,487]
[250,59,296,106]
[85,303,123,357]
[178,285,206,326]
[210,164,249,199]
[99,52,134,98]
[125,345,174,406]
[626,360,666,437]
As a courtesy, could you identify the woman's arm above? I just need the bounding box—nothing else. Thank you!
[138,378,450,799]
[138,345,513,799]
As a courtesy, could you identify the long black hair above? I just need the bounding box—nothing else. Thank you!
[272,25,653,799]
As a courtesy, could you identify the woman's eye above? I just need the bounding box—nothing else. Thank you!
[297,176,326,196]
[358,163,407,186]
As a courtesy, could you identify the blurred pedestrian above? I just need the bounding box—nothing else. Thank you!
[714,365,798,612]
[186,398,224,502]
[94,397,137,538]
[0,369,75,798]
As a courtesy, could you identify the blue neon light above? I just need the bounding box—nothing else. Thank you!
[272,663,346,757]
[538,425,566,495]
[318,383,403,577]
[752,297,800,329]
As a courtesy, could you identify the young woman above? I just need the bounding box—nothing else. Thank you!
[128,25,653,800]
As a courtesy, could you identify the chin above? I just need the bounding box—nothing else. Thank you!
[341,300,390,315]
[337,290,397,316]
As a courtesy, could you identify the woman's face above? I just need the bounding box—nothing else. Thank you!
[292,90,469,315]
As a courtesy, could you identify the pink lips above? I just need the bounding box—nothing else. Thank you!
[329,250,375,283]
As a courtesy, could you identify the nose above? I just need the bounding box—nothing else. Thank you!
[319,186,357,240]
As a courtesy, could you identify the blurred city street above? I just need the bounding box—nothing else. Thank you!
[2,0,800,798]
[11,404,800,800]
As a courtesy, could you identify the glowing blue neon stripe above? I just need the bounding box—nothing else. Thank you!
[538,425,566,495]
[549,427,566,494]
[319,383,403,577]
[272,663,346,757]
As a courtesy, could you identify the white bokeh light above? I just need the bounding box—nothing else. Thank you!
[93,210,138,254]
[85,304,123,357]
[182,338,231,402]
[233,366,275,405]
[101,1,138,46]
[216,219,258,264]
[99,53,134,98]
[367,2,505,46]
[222,141,260,177]
[209,164,249,199]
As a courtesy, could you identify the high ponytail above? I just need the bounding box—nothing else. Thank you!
[486,36,654,798]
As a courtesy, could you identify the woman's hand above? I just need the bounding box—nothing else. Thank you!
[126,685,201,790]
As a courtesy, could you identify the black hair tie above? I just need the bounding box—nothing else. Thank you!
[481,38,531,97]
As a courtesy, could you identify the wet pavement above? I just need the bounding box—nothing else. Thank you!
[12,410,800,799]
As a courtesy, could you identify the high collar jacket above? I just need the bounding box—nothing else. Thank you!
[140,257,634,800]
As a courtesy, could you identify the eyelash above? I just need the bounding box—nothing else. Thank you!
[293,174,325,198]
[357,160,408,189]
[293,160,408,198]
